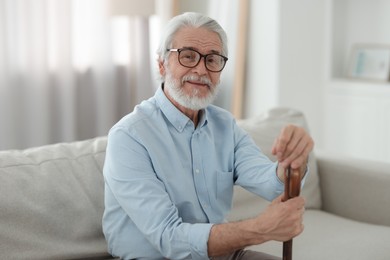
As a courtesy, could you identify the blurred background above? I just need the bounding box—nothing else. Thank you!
[1,0,389,164]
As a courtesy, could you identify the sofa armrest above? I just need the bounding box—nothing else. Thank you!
[317,153,390,227]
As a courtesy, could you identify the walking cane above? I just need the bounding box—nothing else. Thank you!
[281,167,301,260]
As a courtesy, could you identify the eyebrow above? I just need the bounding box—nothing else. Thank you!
[181,46,221,55]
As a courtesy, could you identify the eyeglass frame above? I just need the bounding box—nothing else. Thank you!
[166,48,228,72]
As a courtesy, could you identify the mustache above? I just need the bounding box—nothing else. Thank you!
[181,75,213,87]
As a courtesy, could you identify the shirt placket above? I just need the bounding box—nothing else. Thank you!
[191,129,212,221]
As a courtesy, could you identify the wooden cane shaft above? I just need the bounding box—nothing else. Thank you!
[282,167,301,260]
[283,240,293,260]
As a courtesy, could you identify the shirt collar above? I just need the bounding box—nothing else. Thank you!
[155,84,208,132]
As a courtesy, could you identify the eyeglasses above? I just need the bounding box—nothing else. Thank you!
[166,48,228,72]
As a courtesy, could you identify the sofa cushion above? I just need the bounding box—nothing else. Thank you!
[248,210,390,260]
[0,136,110,259]
[236,107,321,210]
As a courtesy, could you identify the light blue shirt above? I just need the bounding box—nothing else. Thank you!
[103,86,285,260]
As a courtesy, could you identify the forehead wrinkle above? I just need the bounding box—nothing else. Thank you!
[173,28,222,54]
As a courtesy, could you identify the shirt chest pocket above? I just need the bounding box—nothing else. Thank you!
[216,171,234,211]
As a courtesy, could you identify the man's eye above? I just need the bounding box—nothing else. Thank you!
[181,53,196,60]
[207,55,221,65]
[183,54,194,59]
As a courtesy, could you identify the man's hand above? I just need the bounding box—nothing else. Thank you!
[207,194,305,257]
[255,194,305,242]
[271,125,314,181]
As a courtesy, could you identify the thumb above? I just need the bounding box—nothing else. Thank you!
[272,194,284,204]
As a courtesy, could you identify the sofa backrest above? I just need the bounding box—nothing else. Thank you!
[0,137,110,259]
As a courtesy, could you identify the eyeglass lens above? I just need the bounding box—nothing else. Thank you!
[178,49,226,72]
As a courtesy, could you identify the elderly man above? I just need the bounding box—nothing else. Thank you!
[103,12,313,260]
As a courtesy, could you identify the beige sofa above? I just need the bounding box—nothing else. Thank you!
[1,108,389,259]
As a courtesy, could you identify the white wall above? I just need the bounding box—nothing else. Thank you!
[245,0,327,149]
[277,0,327,149]
[323,0,390,162]
[178,0,208,14]
[244,0,279,118]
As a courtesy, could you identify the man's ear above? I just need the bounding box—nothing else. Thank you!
[158,60,166,77]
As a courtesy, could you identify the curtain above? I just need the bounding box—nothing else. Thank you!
[207,0,240,112]
[0,0,156,150]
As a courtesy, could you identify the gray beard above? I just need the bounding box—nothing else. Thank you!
[164,73,219,111]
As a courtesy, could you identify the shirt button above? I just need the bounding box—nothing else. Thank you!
[195,169,200,173]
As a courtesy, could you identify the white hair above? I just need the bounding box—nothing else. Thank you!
[156,12,228,64]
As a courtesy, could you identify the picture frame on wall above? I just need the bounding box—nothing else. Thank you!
[347,44,390,82]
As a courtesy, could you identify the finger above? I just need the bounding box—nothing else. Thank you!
[283,128,303,156]
[295,223,305,237]
[282,143,306,168]
[282,132,314,169]
[271,138,278,156]
[286,196,306,208]
[272,193,285,204]
[273,125,295,159]
[290,143,311,169]
[290,135,314,169]
[280,134,303,165]
[284,126,311,157]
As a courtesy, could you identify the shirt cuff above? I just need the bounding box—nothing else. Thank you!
[272,162,285,193]
[188,223,213,260]
[300,164,310,188]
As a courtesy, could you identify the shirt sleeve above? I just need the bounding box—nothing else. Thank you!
[232,123,285,201]
[104,126,212,259]
[232,123,310,201]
